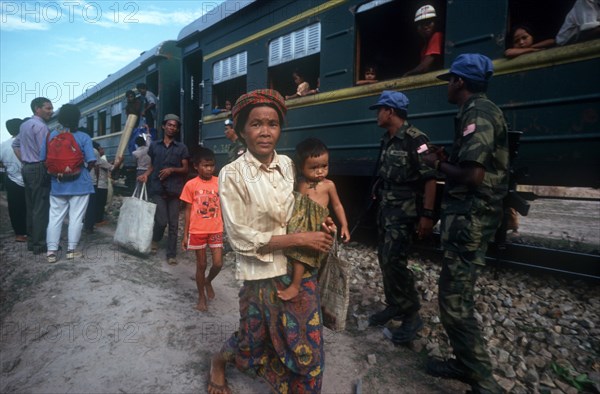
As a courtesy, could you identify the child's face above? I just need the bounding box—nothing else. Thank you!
[513,28,533,48]
[195,159,215,180]
[365,69,376,80]
[302,152,329,183]
[293,73,303,85]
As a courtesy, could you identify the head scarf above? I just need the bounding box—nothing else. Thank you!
[231,89,287,126]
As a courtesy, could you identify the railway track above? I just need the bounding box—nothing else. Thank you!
[411,240,600,281]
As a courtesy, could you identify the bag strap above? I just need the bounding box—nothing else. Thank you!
[140,182,148,201]
[330,233,339,257]
[132,182,149,201]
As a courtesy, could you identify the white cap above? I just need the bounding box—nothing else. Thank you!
[415,5,436,22]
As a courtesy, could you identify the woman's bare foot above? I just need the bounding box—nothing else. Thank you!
[196,297,208,311]
[277,285,299,301]
[208,353,230,394]
[205,281,215,300]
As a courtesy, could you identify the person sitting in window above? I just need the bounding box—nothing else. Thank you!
[403,5,443,77]
[285,69,311,100]
[211,99,233,115]
[356,65,379,85]
[555,0,600,46]
[504,25,555,58]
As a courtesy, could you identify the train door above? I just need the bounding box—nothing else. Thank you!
[182,50,203,151]
[145,70,159,125]
[354,0,447,81]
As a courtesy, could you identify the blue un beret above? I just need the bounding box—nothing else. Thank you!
[369,90,409,111]
[437,53,494,83]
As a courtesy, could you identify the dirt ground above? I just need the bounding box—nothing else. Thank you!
[0,192,469,394]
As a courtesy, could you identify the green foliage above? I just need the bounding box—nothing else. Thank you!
[551,362,595,392]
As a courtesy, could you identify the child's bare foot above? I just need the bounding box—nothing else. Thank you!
[196,297,208,311]
[208,353,230,394]
[206,281,215,300]
[277,285,299,301]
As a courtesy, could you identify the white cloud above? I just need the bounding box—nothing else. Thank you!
[132,8,206,26]
[0,14,50,31]
[51,37,142,68]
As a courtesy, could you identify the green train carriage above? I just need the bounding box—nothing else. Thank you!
[177,0,599,200]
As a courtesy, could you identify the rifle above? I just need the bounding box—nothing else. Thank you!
[349,140,384,237]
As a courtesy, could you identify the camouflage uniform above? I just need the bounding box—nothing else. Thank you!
[377,123,436,315]
[227,139,246,163]
[439,93,508,390]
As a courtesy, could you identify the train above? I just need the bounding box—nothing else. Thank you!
[49,0,600,216]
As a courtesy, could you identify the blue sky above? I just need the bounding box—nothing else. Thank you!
[0,0,225,142]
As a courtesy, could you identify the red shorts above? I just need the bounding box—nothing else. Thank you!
[187,233,223,250]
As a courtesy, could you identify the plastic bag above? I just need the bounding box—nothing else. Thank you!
[113,183,156,254]
[319,238,350,331]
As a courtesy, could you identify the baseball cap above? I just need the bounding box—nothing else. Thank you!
[224,119,233,126]
[437,54,494,83]
[369,90,409,111]
[415,5,436,22]
[163,114,181,124]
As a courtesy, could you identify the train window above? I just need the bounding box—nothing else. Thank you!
[110,102,122,133]
[355,1,446,81]
[98,111,106,137]
[212,51,247,110]
[507,0,576,51]
[268,23,321,98]
[86,116,94,136]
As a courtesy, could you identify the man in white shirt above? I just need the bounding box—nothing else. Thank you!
[1,118,27,241]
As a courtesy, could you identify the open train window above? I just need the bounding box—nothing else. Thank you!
[355,1,446,81]
[507,0,576,51]
[110,102,122,133]
[212,51,247,112]
[268,23,320,98]
[86,116,94,136]
[98,111,106,137]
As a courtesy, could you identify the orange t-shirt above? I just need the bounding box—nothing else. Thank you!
[179,176,223,234]
[421,31,443,59]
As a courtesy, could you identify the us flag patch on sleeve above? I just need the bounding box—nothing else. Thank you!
[463,123,476,136]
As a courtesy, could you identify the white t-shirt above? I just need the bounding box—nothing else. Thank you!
[0,137,24,186]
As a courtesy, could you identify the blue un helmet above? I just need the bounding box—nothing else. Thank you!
[437,54,494,83]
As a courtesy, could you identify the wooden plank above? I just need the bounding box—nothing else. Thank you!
[115,114,138,160]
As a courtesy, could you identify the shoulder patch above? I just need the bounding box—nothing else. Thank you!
[406,126,423,139]
[463,123,476,136]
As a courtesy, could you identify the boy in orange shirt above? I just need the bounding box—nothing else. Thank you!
[180,147,223,311]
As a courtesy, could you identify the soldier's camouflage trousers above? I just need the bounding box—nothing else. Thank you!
[438,205,503,391]
[376,204,420,315]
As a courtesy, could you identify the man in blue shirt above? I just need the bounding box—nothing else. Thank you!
[137,114,189,265]
[12,97,53,254]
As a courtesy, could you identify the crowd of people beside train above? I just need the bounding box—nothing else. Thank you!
[2,50,510,394]
[0,3,598,393]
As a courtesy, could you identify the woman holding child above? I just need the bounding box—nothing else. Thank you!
[208,89,334,394]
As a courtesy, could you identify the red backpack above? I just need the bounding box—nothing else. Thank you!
[45,132,84,181]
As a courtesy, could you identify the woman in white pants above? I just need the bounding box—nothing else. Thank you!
[41,104,96,263]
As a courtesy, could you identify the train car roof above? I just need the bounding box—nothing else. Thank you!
[71,40,177,105]
[177,0,255,44]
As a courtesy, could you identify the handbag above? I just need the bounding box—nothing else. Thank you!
[113,183,156,254]
[319,238,351,331]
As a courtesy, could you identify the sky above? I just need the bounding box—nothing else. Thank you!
[0,0,226,143]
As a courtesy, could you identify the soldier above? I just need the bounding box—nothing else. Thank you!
[224,118,245,163]
[368,91,437,345]
[422,54,507,394]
